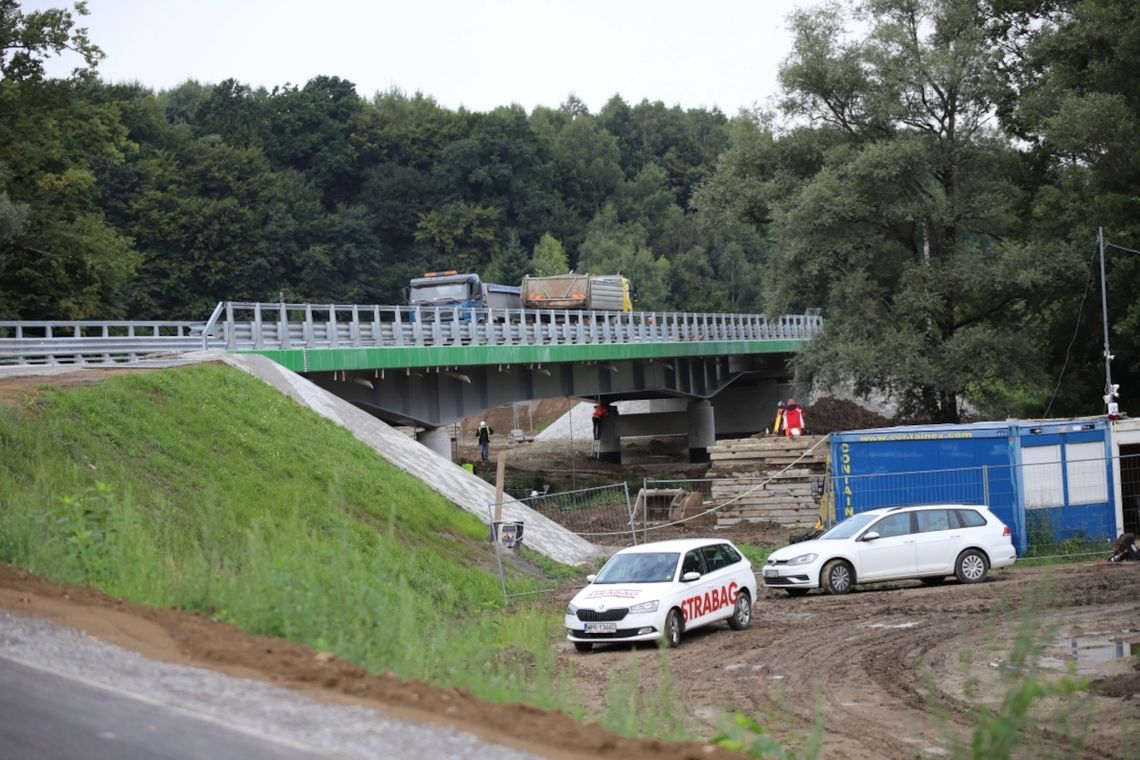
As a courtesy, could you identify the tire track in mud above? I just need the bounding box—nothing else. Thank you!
[560,562,1140,759]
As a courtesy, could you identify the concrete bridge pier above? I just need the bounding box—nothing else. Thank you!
[417,426,453,460]
[687,399,715,463]
[597,414,621,464]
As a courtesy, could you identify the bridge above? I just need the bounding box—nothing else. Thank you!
[1,302,822,462]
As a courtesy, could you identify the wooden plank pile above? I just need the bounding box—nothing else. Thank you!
[706,435,829,529]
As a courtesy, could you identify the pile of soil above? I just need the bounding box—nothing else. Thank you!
[805,396,891,434]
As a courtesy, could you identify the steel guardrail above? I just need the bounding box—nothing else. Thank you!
[0,302,823,365]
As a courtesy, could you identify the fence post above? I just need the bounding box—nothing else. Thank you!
[642,477,649,543]
[488,501,509,606]
[623,481,636,546]
[982,465,990,506]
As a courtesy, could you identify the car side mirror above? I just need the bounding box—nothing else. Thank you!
[586,574,596,583]
[681,571,701,582]
[862,531,881,541]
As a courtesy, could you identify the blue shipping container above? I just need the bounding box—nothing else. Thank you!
[829,419,1115,555]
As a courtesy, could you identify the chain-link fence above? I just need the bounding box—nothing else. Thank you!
[516,482,636,543]
[490,482,635,605]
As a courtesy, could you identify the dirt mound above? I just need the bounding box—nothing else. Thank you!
[806,396,891,434]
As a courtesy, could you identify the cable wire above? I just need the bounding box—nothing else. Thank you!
[1043,244,1098,417]
[1105,241,1140,255]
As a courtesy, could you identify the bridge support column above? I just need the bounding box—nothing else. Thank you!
[597,414,621,464]
[687,400,715,463]
[417,426,453,461]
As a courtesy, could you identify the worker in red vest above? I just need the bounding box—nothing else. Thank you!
[592,402,610,440]
[783,399,805,437]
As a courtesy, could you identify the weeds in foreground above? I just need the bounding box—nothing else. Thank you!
[600,644,690,742]
[944,579,1090,759]
[712,687,823,760]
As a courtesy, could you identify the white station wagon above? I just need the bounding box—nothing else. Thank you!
[763,503,1017,595]
[565,538,757,652]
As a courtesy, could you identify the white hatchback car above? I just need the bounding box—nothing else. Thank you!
[565,538,757,652]
[763,504,1017,596]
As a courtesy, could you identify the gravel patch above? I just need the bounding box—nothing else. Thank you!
[0,609,537,759]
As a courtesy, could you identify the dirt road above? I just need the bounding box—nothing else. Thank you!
[559,560,1140,759]
[2,561,1137,759]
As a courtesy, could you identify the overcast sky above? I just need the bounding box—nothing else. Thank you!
[27,0,816,114]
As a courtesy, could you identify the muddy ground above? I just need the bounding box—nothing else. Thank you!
[2,561,1138,759]
[3,372,1139,758]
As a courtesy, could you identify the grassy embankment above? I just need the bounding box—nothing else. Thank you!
[0,363,585,712]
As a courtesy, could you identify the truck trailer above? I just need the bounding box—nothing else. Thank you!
[520,274,632,312]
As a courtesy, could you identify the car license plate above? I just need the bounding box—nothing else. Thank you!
[584,622,617,633]
[764,568,777,577]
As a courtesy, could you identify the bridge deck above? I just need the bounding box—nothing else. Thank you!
[1,302,822,368]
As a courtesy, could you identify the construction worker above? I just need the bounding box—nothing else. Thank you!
[771,400,785,436]
[783,399,805,437]
[592,402,610,440]
[476,420,493,463]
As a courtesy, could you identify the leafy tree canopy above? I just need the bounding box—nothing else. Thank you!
[1,0,101,82]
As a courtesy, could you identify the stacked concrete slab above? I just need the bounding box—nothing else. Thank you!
[707,435,829,529]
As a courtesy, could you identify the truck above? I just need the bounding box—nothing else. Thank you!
[404,271,521,319]
[519,273,632,312]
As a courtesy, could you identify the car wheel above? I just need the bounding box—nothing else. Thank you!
[573,641,593,653]
[728,590,752,630]
[665,608,684,647]
[955,549,989,584]
[920,577,946,587]
[821,559,854,595]
[785,588,809,597]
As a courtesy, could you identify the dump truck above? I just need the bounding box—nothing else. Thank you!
[404,271,521,319]
[519,274,632,312]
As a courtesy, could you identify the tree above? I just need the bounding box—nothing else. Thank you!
[529,232,568,276]
[577,204,672,309]
[986,0,1140,416]
[485,229,529,285]
[0,76,139,318]
[1,0,102,82]
[701,0,1076,422]
[433,105,556,245]
[264,76,364,208]
[413,200,502,271]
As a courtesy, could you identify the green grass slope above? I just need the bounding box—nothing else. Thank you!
[0,363,577,709]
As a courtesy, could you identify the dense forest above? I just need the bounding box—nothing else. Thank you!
[2,0,1139,424]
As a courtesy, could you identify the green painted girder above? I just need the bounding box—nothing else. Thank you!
[238,338,809,373]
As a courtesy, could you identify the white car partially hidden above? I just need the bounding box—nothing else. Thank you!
[565,538,757,652]
[763,503,1017,596]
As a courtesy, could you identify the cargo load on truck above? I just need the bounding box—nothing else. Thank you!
[520,273,631,312]
[404,271,521,319]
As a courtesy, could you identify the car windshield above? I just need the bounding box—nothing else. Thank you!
[594,552,679,584]
[818,512,881,540]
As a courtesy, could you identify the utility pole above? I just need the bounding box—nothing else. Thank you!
[1098,227,1119,416]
